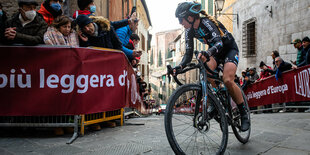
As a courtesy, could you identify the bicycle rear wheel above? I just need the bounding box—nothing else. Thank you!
[231,84,251,144]
[165,84,228,155]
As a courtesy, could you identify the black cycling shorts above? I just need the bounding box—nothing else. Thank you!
[214,48,239,67]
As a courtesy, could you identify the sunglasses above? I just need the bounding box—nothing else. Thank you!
[178,18,183,24]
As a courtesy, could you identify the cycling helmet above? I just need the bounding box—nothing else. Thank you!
[175,1,202,18]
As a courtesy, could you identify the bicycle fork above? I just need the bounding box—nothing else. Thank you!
[193,70,209,129]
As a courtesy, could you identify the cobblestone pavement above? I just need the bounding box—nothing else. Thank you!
[0,113,310,155]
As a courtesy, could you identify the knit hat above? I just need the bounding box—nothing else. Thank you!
[259,61,266,67]
[18,0,38,7]
[249,67,255,71]
[78,0,94,10]
[76,14,92,28]
[302,36,310,42]
[291,39,301,44]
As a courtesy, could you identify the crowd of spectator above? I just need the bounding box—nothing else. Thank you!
[239,37,310,112]
[240,36,310,89]
[0,0,155,134]
[0,0,150,100]
[0,0,142,59]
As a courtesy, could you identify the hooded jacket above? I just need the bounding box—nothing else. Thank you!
[38,2,62,25]
[298,45,310,67]
[4,12,48,45]
[79,16,122,50]
[73,10,93,19]
[257,65,272,81]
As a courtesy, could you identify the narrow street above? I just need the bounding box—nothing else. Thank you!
[1,112,310,155]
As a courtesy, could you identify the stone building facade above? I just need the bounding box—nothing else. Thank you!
[226,0,310,73]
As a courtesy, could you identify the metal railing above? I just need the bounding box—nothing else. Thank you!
[0,108,125,143]
[0,115,79,144]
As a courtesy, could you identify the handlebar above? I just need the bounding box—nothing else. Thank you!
[167,50,220,86]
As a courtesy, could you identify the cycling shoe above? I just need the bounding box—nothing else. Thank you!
[240,114,250,131]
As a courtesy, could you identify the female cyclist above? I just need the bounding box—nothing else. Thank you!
[174,1,249,131]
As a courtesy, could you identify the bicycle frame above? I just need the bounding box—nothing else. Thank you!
[167,56,223,127]
[196,59,210,125]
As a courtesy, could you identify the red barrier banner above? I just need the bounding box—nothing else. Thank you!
[245,65,310,107]
[0,46,142,116]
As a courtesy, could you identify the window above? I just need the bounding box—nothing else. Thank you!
[242,18,257,57]
[208,0,213,16]
[141,34,145,51]
[142,64,145,78]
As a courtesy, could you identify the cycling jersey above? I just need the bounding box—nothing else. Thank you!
[179,17,239,68]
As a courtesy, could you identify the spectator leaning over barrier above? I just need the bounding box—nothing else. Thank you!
[0,3,8,44]
[44,15,79,47]
[298,36,310,67]
[3,0,48,45]
[116,17,142,61]
[257,61,272,81]
[271,50,280,73]
[125,33,141,67]
[242,67,258,90]
[126,33,140,50]
[274,56,297,80]
[73,0,136,31]
[248,67,259,83]
[38,0,63,25]
[76,14,122,49]
[240,70,247,86]
[291,39,303,66]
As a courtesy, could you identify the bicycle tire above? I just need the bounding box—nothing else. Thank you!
[165,84,228,155]
[231,84,251,144]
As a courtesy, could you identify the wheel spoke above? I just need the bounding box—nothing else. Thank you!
[165,84,228,155]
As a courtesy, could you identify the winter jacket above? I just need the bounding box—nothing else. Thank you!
[296,45,304,66]
[73,10,129,30]
[0,11,7,44]
[79,16,122,50]
[307,48,310,66]
[275,60,293,80]
[73,10,93,19]
[298,45,310,67]
[116,25,133,60]
[248,72,259,84]
[38,3,62,25]
[4,12,48,45]
[44,26,79,47]
[125,39,135,50]
[279,61,292,72]
[257,65,272,81]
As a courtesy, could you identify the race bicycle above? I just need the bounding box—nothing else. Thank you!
[164,51,251,155]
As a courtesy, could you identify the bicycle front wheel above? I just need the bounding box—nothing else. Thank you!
[165,84,228,155]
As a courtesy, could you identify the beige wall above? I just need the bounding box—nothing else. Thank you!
[136,0,150,30]
[217,0,237,33]
[108,0,133,21]
[94,0,108,18]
